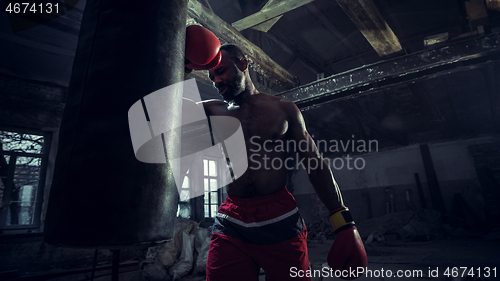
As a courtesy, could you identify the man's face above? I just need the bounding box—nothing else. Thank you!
[208,51,245,102]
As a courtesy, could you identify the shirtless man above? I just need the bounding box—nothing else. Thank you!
[201,44,367,281]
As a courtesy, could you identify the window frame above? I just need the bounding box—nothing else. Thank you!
[177,173,192,219]
[203,157,223,219]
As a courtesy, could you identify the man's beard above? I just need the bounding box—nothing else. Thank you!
[217,75,244,102]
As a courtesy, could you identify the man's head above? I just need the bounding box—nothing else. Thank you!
[219,44,246,64]
[208,44,251,102]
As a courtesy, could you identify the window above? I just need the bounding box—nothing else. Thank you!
[204,158,222,218]
[0,129,50,233]
[177,172,191,218]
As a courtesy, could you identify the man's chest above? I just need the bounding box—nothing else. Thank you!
[212,103,289,142]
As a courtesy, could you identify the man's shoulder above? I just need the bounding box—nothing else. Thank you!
[258,93,297,110]
[198,99,227,108]
[269,95,300,115]
[198,99,226,105]
[198,99,228,115]
[262,95,302,124]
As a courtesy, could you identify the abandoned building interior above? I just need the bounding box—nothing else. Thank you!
[1,0,500,280]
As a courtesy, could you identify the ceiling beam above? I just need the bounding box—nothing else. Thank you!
[276,34,500,110]
[324,20,468,67]
[335,0,402,57]
[188,0,298,89]
[197,0,213,11]
[251,0,283,33]
[231,0,315,32]
[465,0,489,30]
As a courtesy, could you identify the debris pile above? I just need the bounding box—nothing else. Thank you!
[307,209,487,243]
[355,209,491,243]
[141,217,211,281]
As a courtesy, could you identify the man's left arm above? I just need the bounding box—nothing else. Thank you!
[285,101,367,280]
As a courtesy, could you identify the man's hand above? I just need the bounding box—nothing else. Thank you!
[184,25,221,76]
[327,206,368,280]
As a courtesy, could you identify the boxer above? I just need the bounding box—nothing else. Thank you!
[196,44,367,281]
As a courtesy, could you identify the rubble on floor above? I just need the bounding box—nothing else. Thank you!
[141,217,210,281]
[307,209,498,244]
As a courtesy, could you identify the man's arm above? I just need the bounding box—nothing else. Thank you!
[285,101,343,212]
[285,100,367,280]
[198,99,226,117]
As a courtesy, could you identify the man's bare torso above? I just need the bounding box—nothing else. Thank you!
[203,93,293,198]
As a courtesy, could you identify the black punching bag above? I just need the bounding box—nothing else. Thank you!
[44,0,187,248]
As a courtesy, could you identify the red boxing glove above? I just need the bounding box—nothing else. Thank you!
[327,206,368,280]
[185,25,222,72]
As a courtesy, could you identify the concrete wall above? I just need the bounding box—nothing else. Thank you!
[0,73,65,130]
[293,137,492,225]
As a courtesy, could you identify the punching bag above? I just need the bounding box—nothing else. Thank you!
[44,0,187,248]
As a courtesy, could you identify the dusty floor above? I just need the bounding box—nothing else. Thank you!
[20,237,499,280]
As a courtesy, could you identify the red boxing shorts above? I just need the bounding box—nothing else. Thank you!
[206,188,311,281]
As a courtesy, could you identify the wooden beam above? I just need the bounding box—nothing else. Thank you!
[335,0,402,57]
[251,0,283,33]
[231,0,315,32]
[197,0,213,11]
[188,0,298,89]
[465,0,489,29]
[251,17,282,33]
